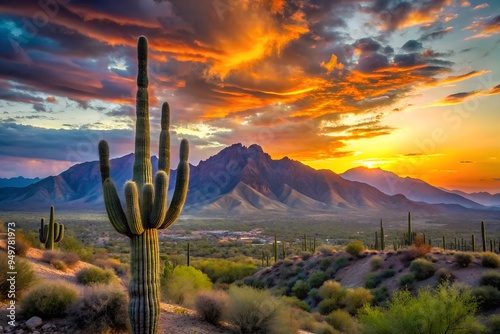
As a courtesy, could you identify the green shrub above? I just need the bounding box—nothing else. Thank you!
[76,267,117,285]
[481,252,500,268]
[194,290,228,325]
[369,256,384,271]
[162,266,212,306]
[311,322,338,334]
[283,296,311,312]
[292,280,310,300]
[42,250,80,268]
[13,231,32,256]
[326,309,359,334]
[364,273,381,289]
[341,287,373,315]
[0,252,36,301]
[50,259,67,271]
[454,252,474,268]
[308,271,327,289]
[487,315,500,334]
[93,258,130,277]
[194,257,258,284]
[318,298,341,315]
[480,270,500,289]
[472,285,500,310]
[301,251,313,260]
[398,273,415,289]
[318,280,343,300]
[320,258,333,271]
[409,258,435,280]
[21,281,78,318]
[435,267,454,284]
[359,283,484,334]
[68,284,129,333]
[226,285,299,334]
[345,241,364,257]
[371,287,389,306]
[59,236,91,261]
[319,245,336,256]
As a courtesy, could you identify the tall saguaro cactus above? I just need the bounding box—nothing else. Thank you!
[98,36,189,334]
[39,205,64,250]
[380,219,385,251]
[481,221,486,252]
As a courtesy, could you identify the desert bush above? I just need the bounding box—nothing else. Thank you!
[76,266,117,285]
[479,270,500,289]
[93,257,129,277]
[311,322,338,334]
[50,259,67,272]
[162,266,212,306]
[21,281,78,318]
[359,283,484,334]
[487,315,500,334]
[472,285,500,310]
[59,236,91,261]
[292,279,310,300]
[318,280,343,300]
[435,268,454,284]
[318,298,341,315]
[226,285,299,334]
[68,283,129,333]
[319,245,336,256]
[194,257,258,284]
[0,252,36,301]
[194,290,228,325]
[409,258,435,280]
[12,231,32,256]
[369,256,384,271]
[341,287,373,315]
[326,309,359,334]
[481,252,500,268]
[301,251,313,261]
[308,271,327,289]
[370,287,389,306]
[345,241,364,257]
[320,258,333,271]
[42,250,80,268]
[408,236,432,258]
[283,296,311,312]
[364,273,382,289]
[398,273,415,289]
[454,252,474,268]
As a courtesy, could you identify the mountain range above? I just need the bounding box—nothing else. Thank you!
[0,144,496,213]
[0,176,41,188]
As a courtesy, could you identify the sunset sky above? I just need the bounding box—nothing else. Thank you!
[0,0,499,193]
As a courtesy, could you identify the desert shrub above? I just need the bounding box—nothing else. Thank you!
[408,236,432,258]
[435,268,454,284]
[487,315,500,334]
[21,281,78,318]
[162,266,212,306]
[312,322,338,334]
[76,267,117,285]
[332,257,349,273]
[42,250,80,268]
[194,290,228,325]
[318,298,341,315]
[319,245,336,256]
[226,285,299,334]
[479,270,500,289]
[380,269,395,278]
[409,258,435,280]
[50,259,67,272]
[93,258,130,278]
[472,285,500,310]
[341,287,373,315]
[345,241,364,257]
[481,252,500,268]
[454,252,474,268]
[359,283,484,334]
[59,236,91,261]
[301,251,313,261]
[326,309,359,334]
[68,284,129,333]
[194,257,258,284]
[12,231,32,256]
[364,273,382,289]
[308,271,327,289]
[0,252,36,301]
[398,273,415,289]
[320,258,333,271]
[371,287,389,306]
[283,296,311,312]
[292,280,310,300]
[318,280,343,300]
[369,256,384,271]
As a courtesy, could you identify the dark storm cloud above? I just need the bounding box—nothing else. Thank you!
[420,27,452,41]
[402,40,423,52]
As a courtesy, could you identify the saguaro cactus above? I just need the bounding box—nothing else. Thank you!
[471,234,476,252]
[407,212,412,246]
[374,231,379,250]
[481,221,486,252]
[39,205,64,250]
[98,36,189,334]
[380,219,385,251]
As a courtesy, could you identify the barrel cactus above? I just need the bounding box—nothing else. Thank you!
[98,36,189,334]
[39,205,64,250]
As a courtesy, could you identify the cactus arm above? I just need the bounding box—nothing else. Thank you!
[141,183,154,227]
[125,181,144,235]
[54,224,64,243]
[133,36,152,190]
[149,171,168,229]
[160,139,189,229]
[39,219,48,244]
[158,102,171,174]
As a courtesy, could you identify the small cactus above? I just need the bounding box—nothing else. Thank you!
[442,235,446,251]
[187,242,190,266]
[481,221,486,252]
[39,205,64,250]
[380,219,385,251]
[374,231,379,250]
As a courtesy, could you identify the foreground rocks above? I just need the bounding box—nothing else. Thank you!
[1,317,76,334]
